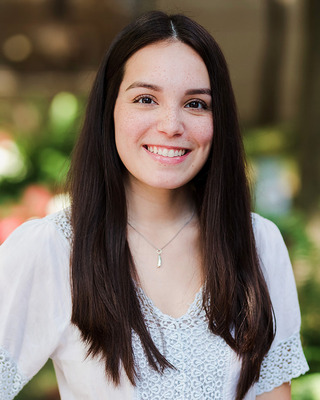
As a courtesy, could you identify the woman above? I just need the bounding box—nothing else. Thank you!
[0,11,308,400]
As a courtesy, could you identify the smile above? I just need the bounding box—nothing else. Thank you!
[145,145,187,157]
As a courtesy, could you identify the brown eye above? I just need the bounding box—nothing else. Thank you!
[186,100,207,109]
[133,96,156,104]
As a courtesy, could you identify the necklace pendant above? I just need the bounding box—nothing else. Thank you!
[156,249,162,268]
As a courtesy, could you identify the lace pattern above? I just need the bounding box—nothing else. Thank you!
[0,347,29,400]
[47,208,72,241]
[133,288,231,400]
[256,331,309,394]
[44,210,308,397]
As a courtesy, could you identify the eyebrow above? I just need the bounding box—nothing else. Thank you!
[125,81,211,96]
[126,82,161,92]
[185,88,211,96]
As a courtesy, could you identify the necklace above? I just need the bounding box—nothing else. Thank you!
[128,210,195,268]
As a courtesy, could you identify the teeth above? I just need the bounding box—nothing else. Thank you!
[146,146,186,157]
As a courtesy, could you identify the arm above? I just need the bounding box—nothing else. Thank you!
[256,382,291,399]
[252,215,308,397]
[0,217,70,398]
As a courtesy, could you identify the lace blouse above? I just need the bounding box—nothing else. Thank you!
[0,210,308,399]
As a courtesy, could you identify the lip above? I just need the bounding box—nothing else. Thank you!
[143,144,191,164]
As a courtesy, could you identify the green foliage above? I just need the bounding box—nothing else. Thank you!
[292,373,320,400]
[0,92,84,205]
[15,361,59,400]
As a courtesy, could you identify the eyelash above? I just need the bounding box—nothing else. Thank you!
[132,95,210,110]
[133,95,157,104]
[185,100,209,110]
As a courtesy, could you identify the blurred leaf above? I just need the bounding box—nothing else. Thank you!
[15,360,59,400]
[49,92,79,141]
[38,147,70,183]
[292,373,320,400]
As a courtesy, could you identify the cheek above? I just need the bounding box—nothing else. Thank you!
[195,118,214,149]
[115,109,151,146]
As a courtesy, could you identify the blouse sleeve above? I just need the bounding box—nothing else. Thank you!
[0,217,71,400]
[252,214,309,395]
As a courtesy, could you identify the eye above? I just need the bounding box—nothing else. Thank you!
[133,95,157,104]
[185,100,209,110]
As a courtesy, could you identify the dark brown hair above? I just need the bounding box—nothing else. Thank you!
[68,11,274,400]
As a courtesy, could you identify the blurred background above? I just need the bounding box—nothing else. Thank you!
[0,0,319,398]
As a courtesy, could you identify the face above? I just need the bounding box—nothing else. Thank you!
[113,40,213,191]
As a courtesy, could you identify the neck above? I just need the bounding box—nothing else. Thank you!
[125,177,194,229]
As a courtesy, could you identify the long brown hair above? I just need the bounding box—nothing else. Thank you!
[67,11,274,399]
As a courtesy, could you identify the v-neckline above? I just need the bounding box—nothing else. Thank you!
[135,285,204,321]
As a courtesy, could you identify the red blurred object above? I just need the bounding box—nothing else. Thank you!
[0,215,25,244]
[0,184,52,244]
[22,184,52,218]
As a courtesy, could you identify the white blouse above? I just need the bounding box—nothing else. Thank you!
[0,210,308,400]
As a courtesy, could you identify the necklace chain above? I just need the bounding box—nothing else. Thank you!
[128,209,195,268]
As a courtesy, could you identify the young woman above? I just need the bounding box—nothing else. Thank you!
[0,11,308,400]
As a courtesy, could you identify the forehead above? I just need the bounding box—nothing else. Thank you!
[121,40,210,89]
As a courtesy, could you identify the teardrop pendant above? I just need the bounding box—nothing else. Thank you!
[156,249,162,268]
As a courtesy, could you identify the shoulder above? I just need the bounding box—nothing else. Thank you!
[251,213,302,339]
[251,212,284,250]
[45,207,73,243]
[0,208,72,286]
[0,208,72,321]
[251,213,290,279]
[1,208,72,252]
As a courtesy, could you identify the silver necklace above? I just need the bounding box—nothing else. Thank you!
[128,210,195,268]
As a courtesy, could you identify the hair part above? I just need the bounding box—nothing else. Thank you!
[67,11,274,400]
[170,20,178,38]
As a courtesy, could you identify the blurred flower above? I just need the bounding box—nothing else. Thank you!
[0,133,27,181]
[22,184,52,218]
[0,215,26,244]
[0,184,52,244]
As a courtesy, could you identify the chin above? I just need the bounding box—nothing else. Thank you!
[147,179,192,191]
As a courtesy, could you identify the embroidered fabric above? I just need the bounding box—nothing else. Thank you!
[133,287,230,399]
[41,209,308,398]
[47,208,72,241]
[0,347,29,400]
[256,331,309,394]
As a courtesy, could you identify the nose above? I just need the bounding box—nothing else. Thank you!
[157,106,184,137]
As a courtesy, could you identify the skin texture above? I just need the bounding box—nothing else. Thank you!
[114,40,213,192]
[256,382,291,399]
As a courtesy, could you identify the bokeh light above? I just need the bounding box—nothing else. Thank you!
[0,135,27,182]
[2,34,33,62]
[49,92,79,136]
